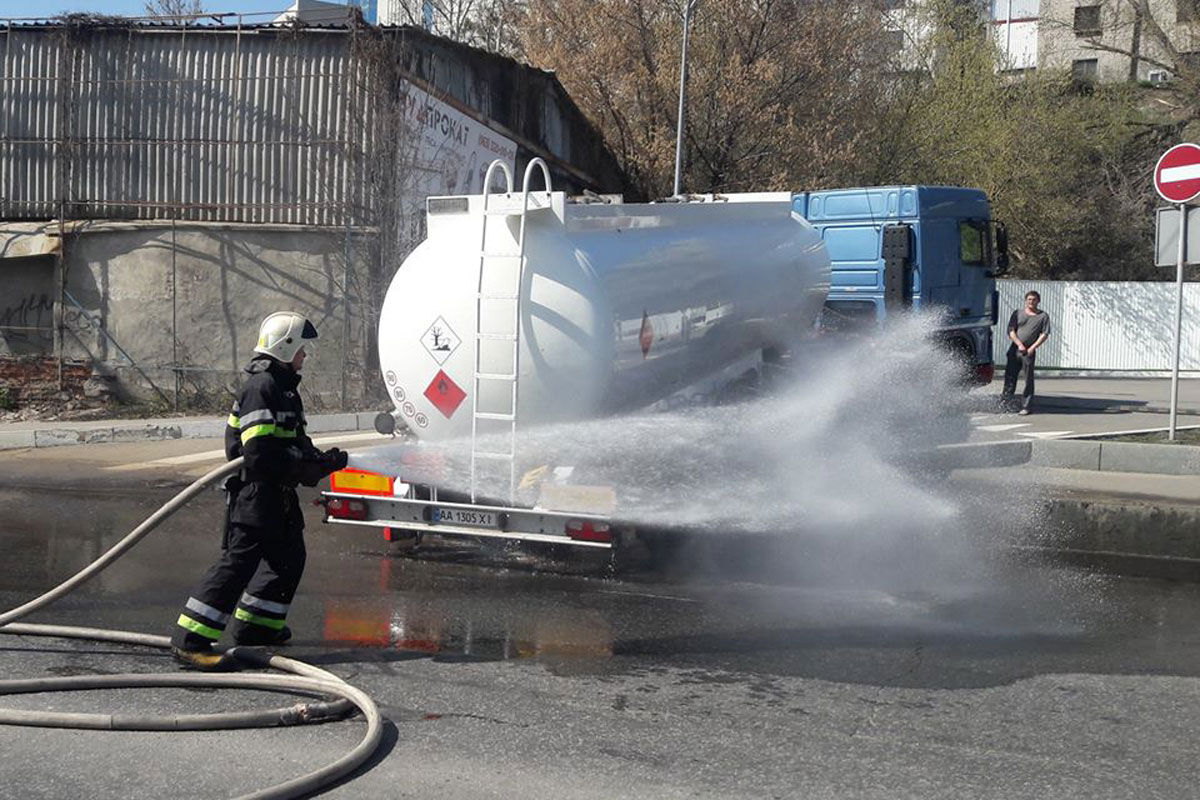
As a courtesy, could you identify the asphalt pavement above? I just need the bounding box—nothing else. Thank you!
[967,375,1200,442]
[1,430,1200,799]
[2,378,1200,798]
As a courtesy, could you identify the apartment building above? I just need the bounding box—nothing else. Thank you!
[1038,0,1200,82]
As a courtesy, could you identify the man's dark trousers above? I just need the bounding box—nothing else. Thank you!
[1002,343,1035,410]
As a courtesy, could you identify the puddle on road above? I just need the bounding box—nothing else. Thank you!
[5,480,1200,688]
[320,596,615,661]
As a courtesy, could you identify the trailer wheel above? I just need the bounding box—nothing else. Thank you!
[605,527,642,575]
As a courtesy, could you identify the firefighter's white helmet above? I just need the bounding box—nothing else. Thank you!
[254,312,318,364]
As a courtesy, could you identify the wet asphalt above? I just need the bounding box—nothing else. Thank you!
[2,483,1200,799]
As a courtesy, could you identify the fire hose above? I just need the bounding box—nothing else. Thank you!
[0,456,384,800]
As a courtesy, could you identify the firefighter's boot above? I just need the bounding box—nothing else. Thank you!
[231,624,292,647]
[171,645,236,672]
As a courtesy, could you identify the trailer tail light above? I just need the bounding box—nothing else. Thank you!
[566,519,612,543]
[974,362,995,386]
[326,497,369,521]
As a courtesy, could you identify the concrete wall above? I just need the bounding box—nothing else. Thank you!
[0,256,56,357]
[0,22,630,411]
[1039,0,1200,82]
[1,221,378,411]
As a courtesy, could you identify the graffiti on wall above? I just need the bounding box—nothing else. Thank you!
[0,292,55,354]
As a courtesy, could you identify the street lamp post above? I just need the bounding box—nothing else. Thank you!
[672,0,697,197]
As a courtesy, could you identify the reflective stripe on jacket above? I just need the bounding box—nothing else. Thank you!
[224,356,319,488]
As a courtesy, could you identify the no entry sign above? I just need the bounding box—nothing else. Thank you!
[1155,143,1200,204]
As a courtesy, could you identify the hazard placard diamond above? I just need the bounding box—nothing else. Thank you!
[424,370,467,419]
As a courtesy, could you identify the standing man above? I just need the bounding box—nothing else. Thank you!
[171,312,348,669]
[1001,290,1051,415]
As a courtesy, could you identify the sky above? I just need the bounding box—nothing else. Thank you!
[0,0,305,19]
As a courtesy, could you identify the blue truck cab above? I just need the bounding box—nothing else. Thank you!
[793,186,1006,385]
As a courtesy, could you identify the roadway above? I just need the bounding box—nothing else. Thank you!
[1,428,1200,798]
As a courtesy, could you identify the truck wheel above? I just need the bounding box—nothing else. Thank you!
[944,339,976,386]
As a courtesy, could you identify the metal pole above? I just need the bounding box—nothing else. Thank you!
[1004,0,1013,64]
[1170,202,1186,440]
[171,219,179,412]
[672,0,695,197]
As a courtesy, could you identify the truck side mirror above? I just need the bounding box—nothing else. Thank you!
[993,222,1010,276]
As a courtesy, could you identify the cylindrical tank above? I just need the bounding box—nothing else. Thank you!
[377,189,830,441]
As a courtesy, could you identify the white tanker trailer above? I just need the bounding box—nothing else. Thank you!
[323,160,830,549]
[377,160,829,442]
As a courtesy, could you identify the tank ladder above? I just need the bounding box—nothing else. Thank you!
[470,158,553,503]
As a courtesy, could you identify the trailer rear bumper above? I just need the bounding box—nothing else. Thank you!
[320,491,615,549]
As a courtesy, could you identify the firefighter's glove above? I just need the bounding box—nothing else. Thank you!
[296,448,347,487]
[324,447,349,475]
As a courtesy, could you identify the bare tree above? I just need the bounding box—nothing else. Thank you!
[385,0,524,55]
[143,0,206,17]
[518,0,893,198]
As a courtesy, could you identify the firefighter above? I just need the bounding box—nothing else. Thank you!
[170,312,349,670]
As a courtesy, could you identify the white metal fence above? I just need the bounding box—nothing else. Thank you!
[992,280,1200,372]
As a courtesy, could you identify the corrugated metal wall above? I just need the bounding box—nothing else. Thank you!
[1,24,372,226]
[0,23,629,228]
[993,280,1200,371]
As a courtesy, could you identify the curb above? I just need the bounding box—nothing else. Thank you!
[1030,438,1200,476]
[0,411,382,451]
[932,438,1200,477]
[1030,495,1200,582]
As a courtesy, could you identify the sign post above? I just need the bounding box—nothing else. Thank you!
[1154,143,1200,440]
[1171,204,1186,440]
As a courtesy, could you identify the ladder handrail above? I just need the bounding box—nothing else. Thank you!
[517,157,552,250]
[470,159,554,503]
[482,160,514,203]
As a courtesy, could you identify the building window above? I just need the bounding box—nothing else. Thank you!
[1179,0,1200,23]
[991,0,1041,20]
[1072,58,1099,82]
[959,221,985,266]
[1073,5,1101,36]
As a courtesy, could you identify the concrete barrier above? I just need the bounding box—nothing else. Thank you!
[1036,496,1200,581]
[1029,439,1101,470]
[0,430,36,449]
[1098,441,1200,475]
[0,412,376,450]
[306,413,360,434]
[933,440,1032,469]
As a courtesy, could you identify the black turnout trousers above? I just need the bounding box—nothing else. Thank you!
[171,481,306,649]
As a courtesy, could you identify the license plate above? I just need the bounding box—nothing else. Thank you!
[431,507,498,528]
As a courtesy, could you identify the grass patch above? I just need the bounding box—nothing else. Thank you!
[1093,428,1200,445]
